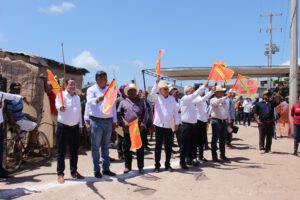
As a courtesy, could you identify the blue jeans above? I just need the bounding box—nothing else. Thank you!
[90,117,113,172]
[211,119,227,159]
[294,124,300,153]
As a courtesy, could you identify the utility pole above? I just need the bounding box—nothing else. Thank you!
[260,13,282,89]
[289,0,298,107]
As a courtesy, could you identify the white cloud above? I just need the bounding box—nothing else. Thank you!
[132,60,145,68]
[38,2,75,14]
[281,59,300,65]
[71,51,102,70]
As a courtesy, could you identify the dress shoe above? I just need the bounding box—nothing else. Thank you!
[58,175,64,184]
[180,164,189,170]
[293,152,298,156]
[221,156,230,161]
[192,160,200,166]
[212,157,220,162]
[186,161,192,166]
[154,168,160,173]
[139,169,145,174]
[102,170,116,176]
[264,150,270,153]
[71,171,84,179]
[123,168,131,174]
[205,146,211,150]
[165,166,174,172]
[94,171,102,178]
[199,157,208,162]
[0,172,12,179]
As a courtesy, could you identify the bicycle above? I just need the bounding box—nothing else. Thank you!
[2,108,51,172]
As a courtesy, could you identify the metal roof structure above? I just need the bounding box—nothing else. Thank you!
[143,66,299,81]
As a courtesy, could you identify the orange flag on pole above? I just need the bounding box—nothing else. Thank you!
[102,79,117,115]
[208,62,234,83]
[155,49,165,76]
[47,69,64,107]
[232,74,258,98]
[128,118,142,152]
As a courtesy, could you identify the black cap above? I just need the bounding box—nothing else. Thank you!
[95,71,107,80]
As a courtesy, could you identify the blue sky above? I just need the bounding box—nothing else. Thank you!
[0,0,296,89]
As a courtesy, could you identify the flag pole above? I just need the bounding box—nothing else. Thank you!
[61,42,66,81]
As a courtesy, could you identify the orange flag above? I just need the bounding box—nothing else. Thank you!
[102,79,117,115]
[47,69,64,106]
[155,49,165,76]
[208,62,234,83]
[128,118,142,152]
[232,74,258,98]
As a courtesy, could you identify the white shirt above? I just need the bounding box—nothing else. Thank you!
[84,103,90,121]
[195,91,214,122]
[55,90,83,127]
[243,99,253,113]
[210,96,229,120]
[150,82,180,129]
[180,85,206,124]
[0,92,22,123]
[86,84,117,123]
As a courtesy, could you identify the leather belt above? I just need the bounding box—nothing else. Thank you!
[90,116,112,121]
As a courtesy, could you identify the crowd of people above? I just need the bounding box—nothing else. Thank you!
[0,70,300,183]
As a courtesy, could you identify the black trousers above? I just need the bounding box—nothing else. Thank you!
[117,134,124,157]
[174,124,182,147]
[123,132,144,170]
[258,122,274,151]
[56,123,80,176]
[243,112,251,126]
[196,120,207,160]
[155,126,173,169]
[141,128,149,149]
[235,112,243,125]
[180,122,197,165]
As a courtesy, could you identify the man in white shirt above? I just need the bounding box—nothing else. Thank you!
[195,84,215,162]
[210,85,231,162]
[150,77,180,172]
[243,97,253,126]
[0,91,22,178]
[86,71,117,178]
[179,82,207,169]
[169,87,182,148]
[55,79,84,184]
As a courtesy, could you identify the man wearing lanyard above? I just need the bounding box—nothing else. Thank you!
[0,91,22,178]
[56,79,84,184]
[86,71,117,178]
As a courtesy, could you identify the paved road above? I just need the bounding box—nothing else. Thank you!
[1,125,300,200]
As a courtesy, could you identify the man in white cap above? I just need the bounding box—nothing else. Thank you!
[150,77,180,172]
[179,82,209,169]
[210,85,231,161]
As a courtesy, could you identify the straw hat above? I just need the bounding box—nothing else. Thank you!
[215,85,226,92]
[158,81,168,89]
[124,84,139,96]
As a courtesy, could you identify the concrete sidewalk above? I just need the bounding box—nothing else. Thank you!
[1,125,300,200]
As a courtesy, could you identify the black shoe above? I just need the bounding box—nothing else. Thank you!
[139,169,145,174]
[94,171,102,178]
[204,146,211,150]
[221,156,230,161]
[212,157,220,162]
[186,161,192,166]
[103,170,116,176]
[259,147,265,151]
[154,168,160,173]
[0,171,11,179]
[165,166,174,172]
[264,150,270,153]
[145,147,151,151]
[180,164,189,170]
[71,171,85,179]
[293,152,298,156]
[192,160,200,166]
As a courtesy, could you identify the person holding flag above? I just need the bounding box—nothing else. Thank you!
[150,76,180,173]
[86,71,117,178]
[117,84,148,174]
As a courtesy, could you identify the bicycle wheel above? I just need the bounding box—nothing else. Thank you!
[2,137,23,172]
[36,131,51,159]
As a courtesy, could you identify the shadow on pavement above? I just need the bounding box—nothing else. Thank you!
[3,172,56,185]
[0,188,41,199]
